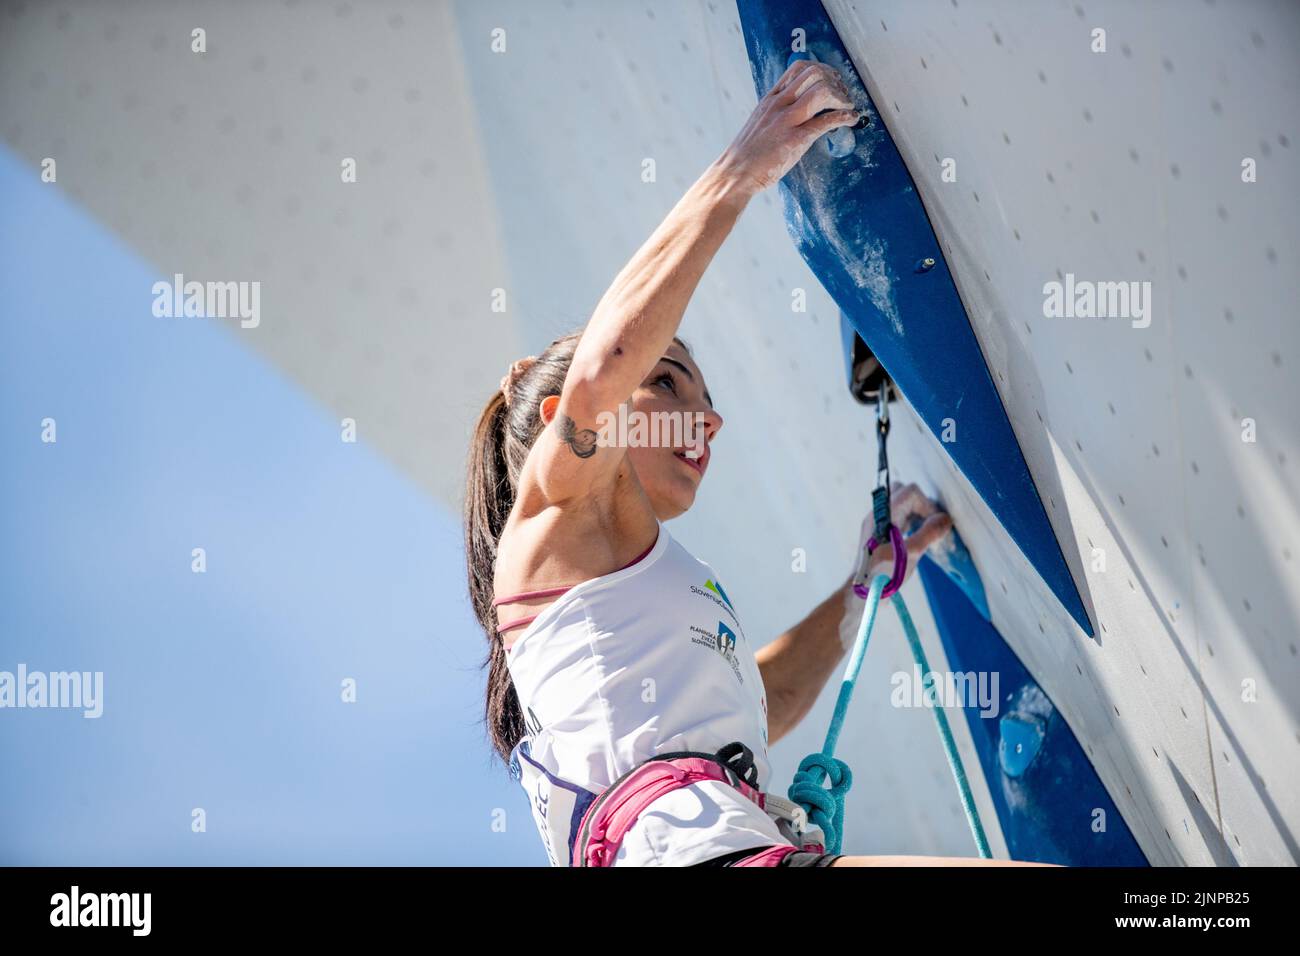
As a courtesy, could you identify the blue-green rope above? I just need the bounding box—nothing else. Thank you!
[787,571,991,857]
[891,592,992,858]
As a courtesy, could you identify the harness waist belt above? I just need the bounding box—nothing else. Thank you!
[571,741,825,867]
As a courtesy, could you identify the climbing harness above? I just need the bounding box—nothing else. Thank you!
[789,379,993,858]
[571,741,826,867]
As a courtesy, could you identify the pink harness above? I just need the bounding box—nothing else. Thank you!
[571,741,825,867]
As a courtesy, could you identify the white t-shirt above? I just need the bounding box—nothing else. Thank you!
[505,518,791,866]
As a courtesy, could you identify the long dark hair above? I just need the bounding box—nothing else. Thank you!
[464,330,691,766]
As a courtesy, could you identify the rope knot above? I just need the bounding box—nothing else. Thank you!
[788,752,853,854]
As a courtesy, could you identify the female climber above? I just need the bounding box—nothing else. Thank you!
[463,59,1047,867]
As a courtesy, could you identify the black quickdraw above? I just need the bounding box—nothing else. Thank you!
[853,380,907,599]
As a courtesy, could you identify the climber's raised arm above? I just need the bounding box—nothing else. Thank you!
[524,60,858,508]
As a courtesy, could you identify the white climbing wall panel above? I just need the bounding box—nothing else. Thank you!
[823,0,1300,864]
[0,0,523,510]
[2,0,1295,863]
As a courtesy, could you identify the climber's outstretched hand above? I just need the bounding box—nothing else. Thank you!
[716,59,858,195]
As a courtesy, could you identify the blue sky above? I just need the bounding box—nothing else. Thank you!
[0,145,540,865]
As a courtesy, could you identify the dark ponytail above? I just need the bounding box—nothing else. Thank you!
[464,331,582,766]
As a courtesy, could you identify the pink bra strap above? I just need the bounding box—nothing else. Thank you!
[498,613,542,636]
[492,585,573,607]
[492,532,658,619]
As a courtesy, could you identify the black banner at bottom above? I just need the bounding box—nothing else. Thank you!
[0,865,1286,941]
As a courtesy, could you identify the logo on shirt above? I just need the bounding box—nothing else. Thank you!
[689,621,743,685]
[705,579,734,612]
[690,578,740,626]
[715,621,737,660]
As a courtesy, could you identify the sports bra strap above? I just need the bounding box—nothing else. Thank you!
[497,613,543,636]
[492,585,573,606]
[492,533,659,635]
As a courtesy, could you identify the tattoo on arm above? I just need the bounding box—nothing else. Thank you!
[557,415,599,459]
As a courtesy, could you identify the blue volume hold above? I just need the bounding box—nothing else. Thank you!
[738,0,1093,636]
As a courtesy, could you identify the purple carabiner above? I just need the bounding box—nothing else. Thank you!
[853,525,908,599]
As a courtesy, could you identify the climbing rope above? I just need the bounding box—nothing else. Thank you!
[891,592,991,858]
[788,380,991,858]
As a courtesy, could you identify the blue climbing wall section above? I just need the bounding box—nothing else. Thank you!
[917,557,1147,865]
[736,0,1093,637]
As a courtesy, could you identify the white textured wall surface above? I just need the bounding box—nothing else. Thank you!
[824,0,1299,864]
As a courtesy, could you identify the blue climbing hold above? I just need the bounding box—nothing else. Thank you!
[999,714,1046,778]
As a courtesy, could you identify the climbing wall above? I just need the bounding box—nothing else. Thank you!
[2,0,1295,864]
[820,0,1300,864]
